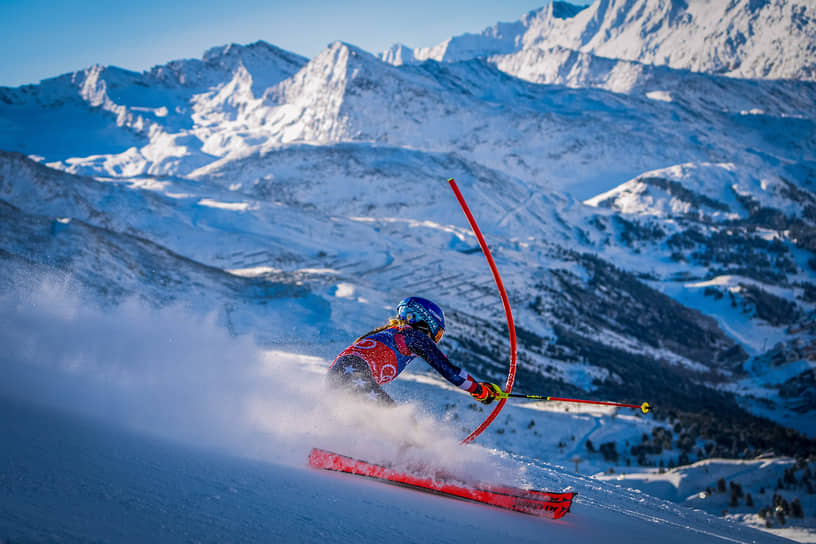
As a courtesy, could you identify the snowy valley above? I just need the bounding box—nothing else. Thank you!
[1,0,816,542]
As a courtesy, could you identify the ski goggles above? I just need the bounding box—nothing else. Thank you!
[417,322,445,343]
[432,327,444,343]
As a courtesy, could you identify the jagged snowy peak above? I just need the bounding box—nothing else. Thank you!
[0,65,157,161]
[249,42,387,142]
[399,15,530,64]
[385,0,816,82]
[379,43,419,66]
[256,41,540,144]
[249,42,540,146]
[152,40,308,97]
[147,42,435,158]
[380,2,587,65]
[0,42,307,163]
[192,64,262,133]
[202,41,308,92]
[535,0,816,81]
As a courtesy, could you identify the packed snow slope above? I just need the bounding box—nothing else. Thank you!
[0,371,795,544]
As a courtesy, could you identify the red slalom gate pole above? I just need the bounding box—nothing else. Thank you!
[448,178,517,445]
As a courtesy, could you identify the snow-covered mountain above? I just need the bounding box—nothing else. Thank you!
[384,0,816,81]
[2,0,816,541]
[0,41,307,169]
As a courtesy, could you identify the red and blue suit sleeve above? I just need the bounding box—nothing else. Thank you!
[403,327,482,394]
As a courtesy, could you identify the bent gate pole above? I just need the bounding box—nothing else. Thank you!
[448,178,518,445]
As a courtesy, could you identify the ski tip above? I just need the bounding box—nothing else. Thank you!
[641,401,651,414]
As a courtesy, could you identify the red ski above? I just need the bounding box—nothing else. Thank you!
[308,448,575,519]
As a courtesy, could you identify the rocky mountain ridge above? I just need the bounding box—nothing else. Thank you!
[383,0,816,81]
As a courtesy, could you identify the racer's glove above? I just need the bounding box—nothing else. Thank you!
[472,382,503,405]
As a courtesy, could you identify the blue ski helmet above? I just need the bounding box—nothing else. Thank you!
[396,297,446,342]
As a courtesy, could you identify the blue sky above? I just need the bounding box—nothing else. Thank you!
[0,0,587,87]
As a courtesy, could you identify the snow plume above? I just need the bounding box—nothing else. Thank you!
[243,361,504,482]
[0,272,262,450]
[0,273,501,480]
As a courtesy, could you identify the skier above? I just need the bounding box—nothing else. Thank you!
[327,296,502,406]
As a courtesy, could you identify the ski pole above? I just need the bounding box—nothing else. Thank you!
[496,392,652,414]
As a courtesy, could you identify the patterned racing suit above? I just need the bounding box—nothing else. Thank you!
[327,325,481,404]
